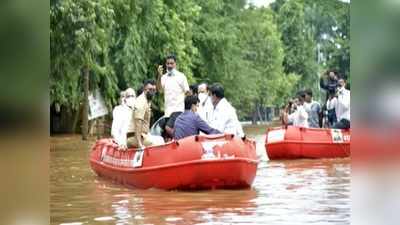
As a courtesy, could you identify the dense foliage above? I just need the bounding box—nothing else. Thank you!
[50,0,349,121]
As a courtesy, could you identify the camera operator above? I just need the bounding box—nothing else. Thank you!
[320,70,339,98]
[281,92,309,128]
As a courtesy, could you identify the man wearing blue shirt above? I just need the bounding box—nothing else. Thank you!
[174,95,221,140]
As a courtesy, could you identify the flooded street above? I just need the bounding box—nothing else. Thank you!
[50,125,350,225]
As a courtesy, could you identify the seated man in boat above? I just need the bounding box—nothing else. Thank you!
[282,91,309,128]
[304,89,322,128]
[208,83,244,138]
[128,79,164,149]
[111,88,136,150]
[174,95,221,140]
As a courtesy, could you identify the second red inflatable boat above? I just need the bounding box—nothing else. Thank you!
[265,126,350,160]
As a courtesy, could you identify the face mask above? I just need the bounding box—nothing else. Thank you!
[198,93,208,103]
[125,97,135,108]
[146,91,155,101]
[167,67,175,76]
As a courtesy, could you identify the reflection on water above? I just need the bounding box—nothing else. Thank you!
[50,125,350,225]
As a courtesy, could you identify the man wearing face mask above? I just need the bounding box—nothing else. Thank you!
[197,82,213,123]
[111,88,136,150]
[331,77,351,129]
[157,54,190,117]
[127,79,164,149]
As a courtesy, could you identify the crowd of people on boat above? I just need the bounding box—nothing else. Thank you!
[111,54,243,150]
[280,70,350,129]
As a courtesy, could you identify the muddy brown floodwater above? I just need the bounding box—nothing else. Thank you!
[50,124,350,225]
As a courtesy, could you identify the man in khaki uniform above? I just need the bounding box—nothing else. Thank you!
[127,79,164,149]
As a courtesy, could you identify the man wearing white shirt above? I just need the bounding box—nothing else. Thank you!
[283,91,309,128]
[197,82,214,123]
[208,83,244,138]
[325,90,338,127]
[111,88,136,150]
[157,54,190,117]
[332,78,350,129]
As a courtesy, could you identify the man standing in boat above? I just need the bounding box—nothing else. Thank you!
[208,83,244,138]
[157,54,190,127]
[128,79,164,149]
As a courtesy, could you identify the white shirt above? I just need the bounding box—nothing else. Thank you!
[197,94,214,123]
[288,104,309,128]
[161,69,189,117]
[209,98,244,137]
[326,97,337,111]
[334,88,350,121]
[111,104,133,146]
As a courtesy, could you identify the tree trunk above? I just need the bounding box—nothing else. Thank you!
[82,66,89,140]
[251,100,258,125]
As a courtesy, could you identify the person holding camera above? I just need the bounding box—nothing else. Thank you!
[282,91,309,128]
[320,70,339,98]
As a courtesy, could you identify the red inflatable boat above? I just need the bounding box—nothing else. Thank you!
[90,134,258,190]
[265,126,350,160]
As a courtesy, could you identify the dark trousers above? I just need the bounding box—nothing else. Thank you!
[333,119,350,129]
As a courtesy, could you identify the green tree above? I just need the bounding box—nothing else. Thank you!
[276,0,318,89]
[50,0,117,109]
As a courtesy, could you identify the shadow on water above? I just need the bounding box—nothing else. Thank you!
[50,124,350,225]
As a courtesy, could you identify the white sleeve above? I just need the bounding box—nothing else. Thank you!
[118,112,131,146]
[161,75,166,89]
[298,106,308,120]
[235,119,244,137]
[111,108,122,144]
[329,97,338,110]
[326,99,332,110]
[111,108,119,139]
[111,107,128,146]
[288,112,295,123]
[223,117,235,135]
[339,92,350,110]
[181,74,190,93]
